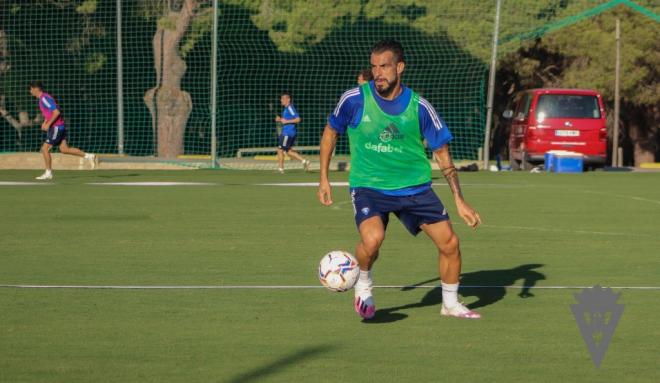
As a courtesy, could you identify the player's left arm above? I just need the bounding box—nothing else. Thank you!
[279,117,301,124]
[420,98,481,229]
[433,145,482,229]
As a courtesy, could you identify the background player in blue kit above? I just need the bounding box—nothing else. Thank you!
[30,81,95,180]
[275,91,310,173]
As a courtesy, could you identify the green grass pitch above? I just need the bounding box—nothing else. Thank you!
[1,169,659,382]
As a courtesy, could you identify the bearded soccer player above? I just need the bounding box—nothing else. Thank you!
[317,40,482,320]
[30,81,95,180]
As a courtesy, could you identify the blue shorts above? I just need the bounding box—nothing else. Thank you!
[277,135,296,152]
[46,125,67,146]
[350,187,449,235]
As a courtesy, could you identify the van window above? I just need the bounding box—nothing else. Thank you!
[514,93,532,120]
[536,94,601,119]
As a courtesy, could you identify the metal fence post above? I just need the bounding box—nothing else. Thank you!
[483,0,502,170]
[210,0,219,168]
[612,18,621,167]
[116,0,124,155]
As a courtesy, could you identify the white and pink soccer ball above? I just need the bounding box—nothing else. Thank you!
[318,251,360,292]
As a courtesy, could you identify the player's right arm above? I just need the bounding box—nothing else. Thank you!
[318,87,360,206]
[318,125,338,206]
[40,96,60,131]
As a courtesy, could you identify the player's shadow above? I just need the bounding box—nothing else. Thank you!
[365,264,545,324]
[227,344,336,383]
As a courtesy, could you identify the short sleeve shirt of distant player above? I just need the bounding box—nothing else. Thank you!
[39,92,65,127]
[328,81,453,193]
[281,104,299,137]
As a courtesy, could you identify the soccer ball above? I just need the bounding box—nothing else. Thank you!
[318,251,360,292]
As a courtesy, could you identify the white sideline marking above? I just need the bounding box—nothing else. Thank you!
[0,181,529,188]
[482,224,655,238]
[582,190,660,206]
[87,182,216,186]
[0,181,52,186]
[431,183,526,188]
[254,182,526,187]
[630,196,660,205]
[255,182,348,187]
[1,284,659,290]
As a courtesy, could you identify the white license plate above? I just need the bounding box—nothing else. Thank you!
[555,130,580,137]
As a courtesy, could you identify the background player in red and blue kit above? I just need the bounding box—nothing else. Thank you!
[29,81,95,180]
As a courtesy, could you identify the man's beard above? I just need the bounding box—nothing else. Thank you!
[375,78,399,98]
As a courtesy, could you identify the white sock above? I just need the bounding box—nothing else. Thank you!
[441,281,459,308]
[84,153,94,159]
[355,270,373,298]
[358,269,372,285]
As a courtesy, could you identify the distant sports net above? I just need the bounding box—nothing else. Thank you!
[5,1,653,166]
[215,3,489,162]
[0,1,491,164]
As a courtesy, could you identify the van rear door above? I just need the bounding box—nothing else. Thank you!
[533,94,603,154]
[509,92,533,154]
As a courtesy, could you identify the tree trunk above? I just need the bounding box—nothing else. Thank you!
[1,27,43,146]
[629,123,655,166]
[627,104,659,167]
[144,1,195,158]
[0,30,8,74]
[632,141,655,166]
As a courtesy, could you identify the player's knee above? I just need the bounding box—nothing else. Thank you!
[439,233,460,256]
[362,232,384,255]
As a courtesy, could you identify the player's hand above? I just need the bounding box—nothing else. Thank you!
[41,122,48,131]
[318,180,333,206]
[456,198,482,229]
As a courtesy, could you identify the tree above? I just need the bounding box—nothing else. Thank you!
[2,0,656,162]
[187,0,660,163]
[495,2,659,165]
[140,0,208,158]
[0,0,106,148]
[0,28,43,139]
[548,6,659,165]
[248,0,496,58]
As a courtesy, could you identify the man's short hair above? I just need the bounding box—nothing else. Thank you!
[29,81,44,90]
[281,91,292,99]
[371,39,405,63]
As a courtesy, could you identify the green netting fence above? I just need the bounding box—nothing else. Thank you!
[0,0,657,168]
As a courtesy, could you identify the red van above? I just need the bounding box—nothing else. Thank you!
[505,88,607,170]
